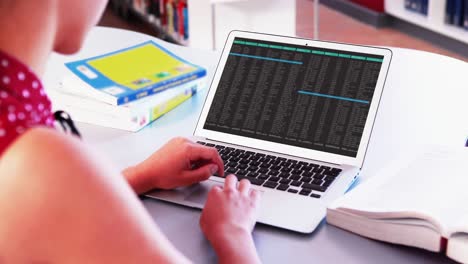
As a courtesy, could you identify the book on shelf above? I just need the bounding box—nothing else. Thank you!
[446,0,455,24]
[63,40,205,106]
[453,0,465,27]
[49,77,206,132]
[405,0,428,16]
[465,0,468,29]
[327,146,468,263]
[131,0,189,43]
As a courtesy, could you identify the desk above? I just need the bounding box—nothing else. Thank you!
[44,27,468,263]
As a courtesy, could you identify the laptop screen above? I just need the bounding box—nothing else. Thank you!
[203,37,384,158]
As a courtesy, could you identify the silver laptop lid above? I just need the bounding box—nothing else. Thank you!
[195,31,392,168]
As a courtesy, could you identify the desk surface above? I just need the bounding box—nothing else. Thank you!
[45,27,468,264]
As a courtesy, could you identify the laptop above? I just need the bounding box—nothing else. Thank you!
[146,31,392,233]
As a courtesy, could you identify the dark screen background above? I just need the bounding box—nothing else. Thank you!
[204,38,383,157]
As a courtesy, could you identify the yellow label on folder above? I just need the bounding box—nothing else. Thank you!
[88,44,196,90]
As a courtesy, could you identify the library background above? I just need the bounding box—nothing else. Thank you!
[100,0,468,62]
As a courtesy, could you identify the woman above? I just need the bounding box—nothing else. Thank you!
[0,0,261,263]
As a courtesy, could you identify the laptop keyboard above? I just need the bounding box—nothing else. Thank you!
[197,141,342,199]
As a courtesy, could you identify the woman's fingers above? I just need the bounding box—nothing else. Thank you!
[224,174,237,191]
[238,179,251,195]
[186,144,224,176]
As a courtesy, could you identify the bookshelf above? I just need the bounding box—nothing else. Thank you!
[109,0,296,50]
[385,0,468,45]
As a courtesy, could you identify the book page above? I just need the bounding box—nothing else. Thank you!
[447,213,468,264]
[330,146,468,236]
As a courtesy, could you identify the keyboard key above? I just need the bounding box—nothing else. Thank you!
[291,180,302,187]
[325,169,341,177]
[322,180,333,187]
[299,189,312,196]
[300,177,311,183]
[227,162,237,167]
[239,159,249,164]
[281,167,292,173]
[270,165,282,171]
[255,153,266,158]
[279,172,290,178]
[237,170,248,176]
[266,155,276,159]
[277,184,289,191]
[259,163,270,169]
[298,161,308,166]
[226,167,237,174]
[245,177,265,186]
[269,170,280,176]
[197,141,206,145]
[258,168,269,173]
[302,171,313,177]
[311,179,322,185]
[205,143,215,147]
[287,189,298,194]
[248,172,259,178]
[289,174,301,181]
[258,174,269,180]
[293,164,303,170]
[324,175,337,181]
[331,168,342,174]
[231,151,242,157]
[250,161,260,166]
[263,181,278,189]
[279,178,291,184]
[249,156,261,162]
[310,193,321,198]
[215,145,225,150]
[312,167,322,173]
[268,176,280,182]
[237,164,248,170]
[247,166,259,172]
[230,157,240,162]
[302,183,326,192]
[270,159,282,165]
[239,153,250,159]
[313,173,325,180]
[292,169,302,175]
[219,149,231,154]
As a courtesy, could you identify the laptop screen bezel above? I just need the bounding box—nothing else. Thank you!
[194,30,392,168]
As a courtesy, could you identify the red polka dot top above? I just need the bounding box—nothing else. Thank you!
[0,50,55,156]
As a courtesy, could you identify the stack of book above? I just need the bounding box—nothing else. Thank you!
[48,41,206,132]
[445,0,468,29]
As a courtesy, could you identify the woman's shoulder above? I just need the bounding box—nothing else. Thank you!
[0,127,83,172]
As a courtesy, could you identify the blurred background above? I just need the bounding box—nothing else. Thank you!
[99,0,468,62]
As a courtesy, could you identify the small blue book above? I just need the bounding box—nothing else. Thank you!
[64,41,206,105]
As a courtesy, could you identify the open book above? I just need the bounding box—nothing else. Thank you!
[327,146,468,263]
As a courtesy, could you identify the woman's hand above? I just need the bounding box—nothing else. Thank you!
[123,137,224,194]
[200,175,261,264]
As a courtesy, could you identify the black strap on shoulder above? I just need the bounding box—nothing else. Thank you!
[54,110,81,138]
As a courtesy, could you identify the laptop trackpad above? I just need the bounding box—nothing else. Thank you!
[184,180,222,205]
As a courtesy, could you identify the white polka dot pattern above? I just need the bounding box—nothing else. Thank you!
[0,50,54,155]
